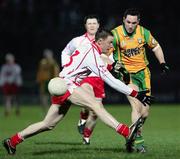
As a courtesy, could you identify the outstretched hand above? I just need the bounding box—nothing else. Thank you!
[160,63,169,75]
[135,90,154,106]
[113,61,130,84]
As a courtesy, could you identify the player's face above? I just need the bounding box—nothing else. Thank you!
[123,15,139,34]
[99,35,114,54]
[85,18,99,36]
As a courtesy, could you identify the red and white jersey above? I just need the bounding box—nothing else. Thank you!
[59,42,133,96]
[0,63,22,86]
[61,33,94,67]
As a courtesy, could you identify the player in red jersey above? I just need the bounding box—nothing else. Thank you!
[3,29,152,155]
[61,15,102,141]
[0,53,23,116]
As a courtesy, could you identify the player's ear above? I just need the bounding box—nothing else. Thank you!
[123,17,125,23]
[97,38,103,45]
[97,23,100,29]
[137,17,140,24]
[137,20,140,25]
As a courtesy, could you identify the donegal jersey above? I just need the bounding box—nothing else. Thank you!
[112,25,159,73]
[36,58,59,83]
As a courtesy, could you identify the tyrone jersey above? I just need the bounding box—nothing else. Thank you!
[112,25,159,73]
[59,42,133,96]
[0,63,22,86]
[61,33,94,67]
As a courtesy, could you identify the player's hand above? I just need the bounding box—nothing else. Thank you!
[113,61,130,84]
[119,67,130,85]
[113,61,122,73]
[135,90,154,106]
[160,63,169,75]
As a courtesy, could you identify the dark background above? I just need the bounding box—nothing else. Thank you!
[0,0,179,104]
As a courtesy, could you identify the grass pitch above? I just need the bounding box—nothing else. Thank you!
[0,104,180,159]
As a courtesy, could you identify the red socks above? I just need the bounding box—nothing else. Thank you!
[10,133,23,148]
[83,128,92,138]
[116,124,130,138]
[80,111,89,120]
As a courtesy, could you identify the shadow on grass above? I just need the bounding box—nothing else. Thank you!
[32,147,124,156]
[35,141,82,145]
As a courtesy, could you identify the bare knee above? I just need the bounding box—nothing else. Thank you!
[141,105,150,118]
[42,120,56,130]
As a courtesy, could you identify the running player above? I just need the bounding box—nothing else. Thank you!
[112,8,169,152]
[61,14,100,137]
[3,29,153,155]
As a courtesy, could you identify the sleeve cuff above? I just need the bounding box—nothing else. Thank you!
[130,90,138,97]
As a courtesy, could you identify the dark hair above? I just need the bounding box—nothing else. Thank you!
[123,8,140,20]
[84,14,100,24]
[95,28,113,42]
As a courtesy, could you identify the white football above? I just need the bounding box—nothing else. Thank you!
[48,77,68,96]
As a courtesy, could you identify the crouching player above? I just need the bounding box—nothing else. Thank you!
[3,29,153,155]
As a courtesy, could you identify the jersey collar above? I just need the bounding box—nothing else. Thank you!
[85,32,95,42]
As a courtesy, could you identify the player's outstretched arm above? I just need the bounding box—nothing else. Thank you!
[87,51,154,106]
[152,44,170,75]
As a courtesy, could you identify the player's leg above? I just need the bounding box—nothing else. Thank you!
[77,83,94,134]
[126,68,151,152]
[135,68,151,153]
[69,86,142,141]
[13,95,20,116]
[12,84,20,116]
[3,102,71,154]
[126,83,142,124]
[39,82,49,112]
[126,84,142,152]
[2,84,12,116]
[4,95,12,116]
[77,107,89,134]
[82,109,98,144]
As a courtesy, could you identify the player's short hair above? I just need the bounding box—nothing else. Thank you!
[95,28,113,41]
[84,14,100,24]
[43,48,53,58]
[123,8,140,20]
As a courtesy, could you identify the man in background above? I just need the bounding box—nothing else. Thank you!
[0,53,23,116]
[36,49,59,112]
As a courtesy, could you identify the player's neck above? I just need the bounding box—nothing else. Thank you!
[87,33,95,41]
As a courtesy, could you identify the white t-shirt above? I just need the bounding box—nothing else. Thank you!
[61,33,94,67]
[59,42,133,96]
[0,63,22,86]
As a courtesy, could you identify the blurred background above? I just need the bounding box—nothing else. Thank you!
[0,0,179,105]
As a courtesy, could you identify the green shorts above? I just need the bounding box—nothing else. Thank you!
[130,67,151,95]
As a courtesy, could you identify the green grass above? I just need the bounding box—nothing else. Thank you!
[0,104,180,159]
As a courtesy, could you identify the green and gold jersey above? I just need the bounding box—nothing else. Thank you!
[36,58,59,83]
[112,25,158,73]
